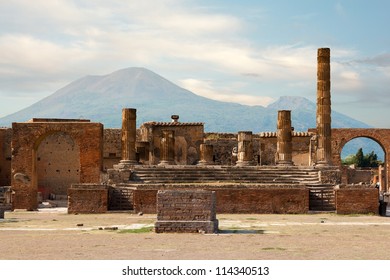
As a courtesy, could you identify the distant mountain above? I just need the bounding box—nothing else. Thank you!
[0,67,370,133]
[0,67,381,159]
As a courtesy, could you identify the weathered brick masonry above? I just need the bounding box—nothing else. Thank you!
[335,187,379,215]
[68,184,108,214]
[155,190,219,233]
[130,186,309,214]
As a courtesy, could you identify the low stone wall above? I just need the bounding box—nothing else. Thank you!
[132,186,309,214]
[215,188,308,214]
[335,187,379,215]
[68,184,108,214]
[155,190,218,233]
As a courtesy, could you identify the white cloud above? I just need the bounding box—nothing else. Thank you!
[178,78,274,106]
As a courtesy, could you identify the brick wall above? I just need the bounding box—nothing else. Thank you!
[335,187,379,214]
[68,184,108,214]
[155,190,218,233]
[0,128,12,186]
[132,186,309,214]
[11,121,103,210]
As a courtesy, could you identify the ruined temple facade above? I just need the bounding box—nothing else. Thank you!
[0,48,387,213]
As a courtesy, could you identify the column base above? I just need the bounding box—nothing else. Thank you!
[315,161,330,167]
[158,160,175,166]
[197,160,214,166]
[116,160,139,169]
[236,161,255,167]
[276,160,293,166]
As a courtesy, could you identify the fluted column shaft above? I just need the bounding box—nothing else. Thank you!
[120,108,138,166]
[276,110,293,166]
[316,48,332,166]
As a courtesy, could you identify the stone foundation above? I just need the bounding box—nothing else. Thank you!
[127,185,309,214]
[155,190,219,233]
[68,184,108,214]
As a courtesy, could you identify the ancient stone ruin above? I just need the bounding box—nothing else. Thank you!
[0,48,387,218]
[155,190,218,234]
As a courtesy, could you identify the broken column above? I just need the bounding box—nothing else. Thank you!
[236,131,254,166]
[316,48,332,166]
[276,110,293,166]
[198,144,214,165]
[118,108,138,167]
[158,130,175,165]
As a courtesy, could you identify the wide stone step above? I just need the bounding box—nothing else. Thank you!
[129,166,321,185]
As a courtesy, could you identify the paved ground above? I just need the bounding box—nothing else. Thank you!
[0,207,389,260]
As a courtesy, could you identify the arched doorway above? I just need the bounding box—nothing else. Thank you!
[35,131,80,201]
[340,137,385,190]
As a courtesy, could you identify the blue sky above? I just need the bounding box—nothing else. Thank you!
[1,0,390,127]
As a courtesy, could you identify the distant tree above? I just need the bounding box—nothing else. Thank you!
[342,148,382,167]
[355,148,364,167]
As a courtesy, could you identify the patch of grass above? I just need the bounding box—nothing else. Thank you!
[246,217,258,221]
[118,227,154,234]
[262,247,286,251]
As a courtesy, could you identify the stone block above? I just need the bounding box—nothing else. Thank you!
[155,190,218,233]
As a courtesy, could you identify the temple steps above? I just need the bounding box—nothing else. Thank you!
[130,166,321,185]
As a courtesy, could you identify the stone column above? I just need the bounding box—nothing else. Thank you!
[159,130,175,165]
[236,131,254,166]
[198,144,214,165]
[119,108,138,167]
[316,48,332,166]
[276,110,293,166]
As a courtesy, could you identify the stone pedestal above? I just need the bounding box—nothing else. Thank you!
[236,131,255,166]
[316,48,332,166]
[198,144,214,165]
[155,190,219,234]
[118,108,139,168]
[158,130,175,166]
[276,110,293,166]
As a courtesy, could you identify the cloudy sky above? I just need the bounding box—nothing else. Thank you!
[1,0,389,127]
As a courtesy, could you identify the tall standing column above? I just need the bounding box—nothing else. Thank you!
[236,131,254,166]
[316,48,332,166]
[119,108,138,167]
[159,130,175,166]
[276,110,293,166]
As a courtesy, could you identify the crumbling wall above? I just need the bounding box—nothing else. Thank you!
[141,122,204,165]
[103,129,122,170]
[68,184,108,214]
[204,132,311,166]
[0,128,12,186]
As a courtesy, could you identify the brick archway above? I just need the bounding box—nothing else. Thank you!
[331,128,390,191]
[11,120,103,210]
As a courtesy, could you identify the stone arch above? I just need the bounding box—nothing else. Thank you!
[332,128,390,192]
[11,120,103,210]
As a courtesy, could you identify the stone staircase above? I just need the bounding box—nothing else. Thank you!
[308,185,336,212]
[130,166,321,185]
